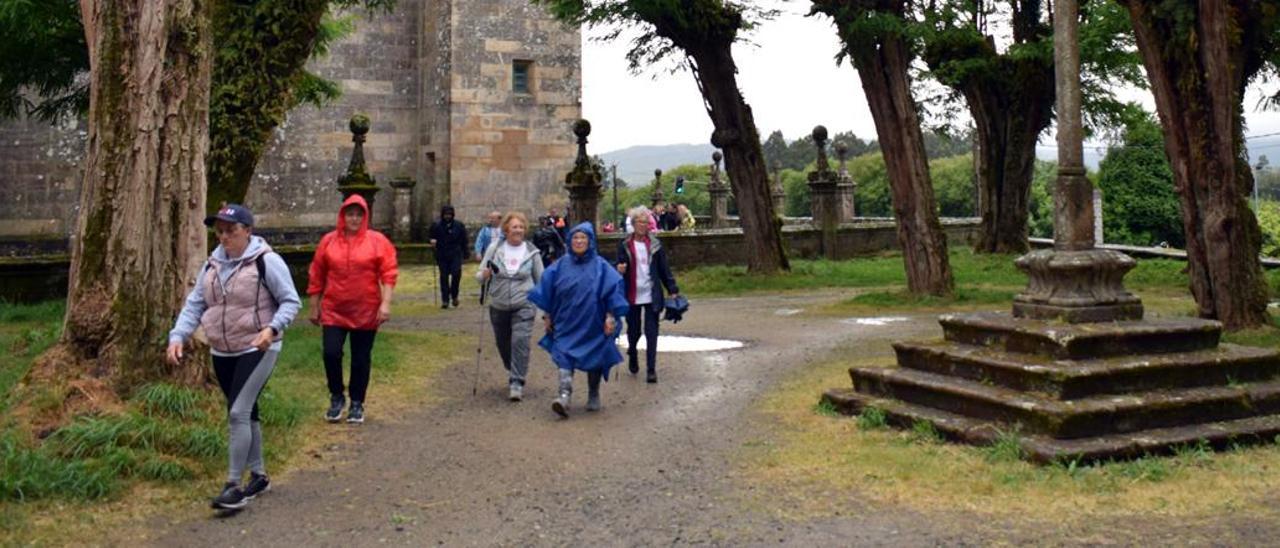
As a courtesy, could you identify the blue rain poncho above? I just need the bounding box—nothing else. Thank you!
[528,222,631,376]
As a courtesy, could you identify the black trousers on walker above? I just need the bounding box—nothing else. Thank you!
[323,326,378,403]
[626,304,659,372]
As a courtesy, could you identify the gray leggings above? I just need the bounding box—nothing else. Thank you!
[490,305,535,385]
[212,350,279,483]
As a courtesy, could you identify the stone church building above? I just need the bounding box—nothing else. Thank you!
[0,0,582,248]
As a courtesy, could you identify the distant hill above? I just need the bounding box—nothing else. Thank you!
[599,141,1106,186]
[598,143,717,187]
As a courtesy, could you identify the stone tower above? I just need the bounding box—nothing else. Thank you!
[0,0,582,248]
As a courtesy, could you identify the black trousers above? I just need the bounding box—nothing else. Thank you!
[626,304,660,372]
[323,326,378,403]
[438,257,462,303]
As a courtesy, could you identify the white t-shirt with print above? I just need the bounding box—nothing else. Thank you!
[633,241,653,305]
[501,242,528,275]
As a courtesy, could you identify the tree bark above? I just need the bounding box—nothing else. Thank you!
[687,44,790,274]
[1121,0,1269,329]
[967,80,1053,254]
[33,0,212,398]
[822,0,954,295]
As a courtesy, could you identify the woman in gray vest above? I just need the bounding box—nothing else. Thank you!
[477,211,543,401]
[166,204,301,511]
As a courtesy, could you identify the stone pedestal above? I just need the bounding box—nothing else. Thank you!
[337,114,380,216]
[389,176,415,242]
[564,120,603,228]
[708,151,730,229]
[823,312,1280,463]
[1012,248,1143,322]
[807,126,840,259]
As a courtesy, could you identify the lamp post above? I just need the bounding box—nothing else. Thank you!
[612,163,620,228]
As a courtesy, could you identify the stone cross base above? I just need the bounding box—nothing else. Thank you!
[709,186,730,229]
[1012,248,1143,323]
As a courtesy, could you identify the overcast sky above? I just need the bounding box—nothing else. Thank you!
[580,2,1280,160]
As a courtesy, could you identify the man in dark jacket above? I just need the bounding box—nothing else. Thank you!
[532,216,565,267]
[429,205,468,308]
[615,207,679,383]
[655,203,681,232]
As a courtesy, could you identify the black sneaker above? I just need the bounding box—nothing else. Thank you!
[243,473,270,500]
[627,352,639,375]
[452,298,460,308]
[211,482,247,510]
[347,401,365,424]
[325,394,345,423]
[646,369,658,384]
[441,302,449,310]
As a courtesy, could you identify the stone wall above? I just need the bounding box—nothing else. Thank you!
[0,0,582,245]
[444,0,582,222]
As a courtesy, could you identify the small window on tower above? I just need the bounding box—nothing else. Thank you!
[513,60,533,94]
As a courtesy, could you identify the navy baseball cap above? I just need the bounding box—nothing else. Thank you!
[204,204,254,227]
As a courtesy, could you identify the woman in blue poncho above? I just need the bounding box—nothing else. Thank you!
[528,222,630,418]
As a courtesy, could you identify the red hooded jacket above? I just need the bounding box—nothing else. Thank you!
[308,195,399,330]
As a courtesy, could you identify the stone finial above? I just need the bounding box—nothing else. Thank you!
[651,169,665,206]
[812,125,831,174]
[835,142,850,181]
[573,119,592,167]
[338,113,379,209]
[709,151,724,188]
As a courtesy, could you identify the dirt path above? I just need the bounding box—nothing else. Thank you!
[147,290,991,546]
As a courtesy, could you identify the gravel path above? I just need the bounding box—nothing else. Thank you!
[147,290,1280,546]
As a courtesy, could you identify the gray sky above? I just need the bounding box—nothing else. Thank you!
[580,2,1280,159]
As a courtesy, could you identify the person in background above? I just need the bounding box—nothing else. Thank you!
[616,206,680,383]
[167,204,301,510]
[656,203,681,232]
[474,210,503,261]
[477,212,543,401]
[528,222,629,418]
[546,207,568,242]
[677,204,696,231]
[308,195,398,425]
[532,215,566,267]
[428,205,468,309]
[625,206,661,235]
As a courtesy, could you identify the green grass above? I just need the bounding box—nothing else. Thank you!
[0,297,465,533]
[677,249,1234,297]
[856,406,888,430]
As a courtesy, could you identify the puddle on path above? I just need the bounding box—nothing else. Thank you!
[840,316,911,326]
[774,308,803,316]
[619,335,746,353]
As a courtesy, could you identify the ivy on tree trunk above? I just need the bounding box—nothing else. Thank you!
[1120,0,1273,329]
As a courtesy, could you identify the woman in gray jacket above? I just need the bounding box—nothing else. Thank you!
[166,204,301,510]
[477,211,543,401]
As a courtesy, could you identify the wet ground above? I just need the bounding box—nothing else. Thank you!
[146,290,1280,546]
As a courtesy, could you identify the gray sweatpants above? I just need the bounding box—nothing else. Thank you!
[212,349,279,483]
[489,305,535,385]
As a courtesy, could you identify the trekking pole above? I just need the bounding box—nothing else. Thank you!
[430,249,438,307]
[472,262,498,396]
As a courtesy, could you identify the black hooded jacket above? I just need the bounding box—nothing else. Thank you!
[429,206,469,262]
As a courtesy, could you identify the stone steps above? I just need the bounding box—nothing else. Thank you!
[851,366,1280,439]
[893,341,1280,399]
[939,312,1222,359]
[822,388,1280,463]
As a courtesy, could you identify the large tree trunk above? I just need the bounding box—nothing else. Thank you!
[1122,0,1269,329]
[687,44,790,274]
[30,0,212,405]
[966,78,1054,254]
[206,0,328,213]
[842,11,954,295]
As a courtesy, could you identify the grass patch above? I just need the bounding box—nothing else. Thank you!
[856,406,888,430]
[0,296,467,545]
[737,352,1280,527]
[678,250,1202,297]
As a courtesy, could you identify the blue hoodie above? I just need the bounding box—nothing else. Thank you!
[528,222,630,375]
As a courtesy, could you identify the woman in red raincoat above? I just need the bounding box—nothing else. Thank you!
[308,195,398,424]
